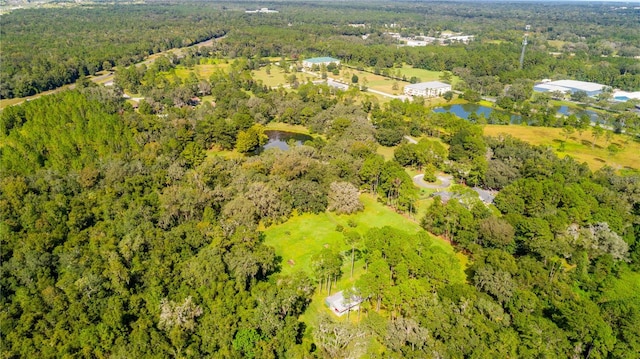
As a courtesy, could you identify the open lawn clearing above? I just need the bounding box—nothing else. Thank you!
[264,122,312,134]
[263,194,458,276]
[205,148,243,160]
[396,64,460,87]
[376,145,396,161]
[264,194,467,325]
[339,68,405,94]
[483,125,640,172]
[252,67,293,88]
[167,63,230,80]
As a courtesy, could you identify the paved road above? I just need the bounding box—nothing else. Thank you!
[412,174,452,189]
[366,88,408,100]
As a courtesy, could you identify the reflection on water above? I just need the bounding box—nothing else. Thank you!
[260,130,314,152]
[432,104,520,123]
[433,104,602,124]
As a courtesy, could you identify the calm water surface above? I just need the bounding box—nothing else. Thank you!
[261,130,313,152]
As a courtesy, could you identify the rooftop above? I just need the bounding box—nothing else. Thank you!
[325,290,363,315]
[533,83,572,93]
[405,81,451,90]
[544,80,605,92]
[472,187,496,204]
[303,57,339,63]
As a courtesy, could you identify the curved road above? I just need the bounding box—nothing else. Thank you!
[412,174,452,189]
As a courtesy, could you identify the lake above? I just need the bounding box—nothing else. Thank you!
[261,130,314,152]
[433,104,603,124]
[432,104,521,123]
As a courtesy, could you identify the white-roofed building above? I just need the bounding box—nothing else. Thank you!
[325,291,363,316]
[302,57,340,69]
[532,83,572,94]
[534,80,606,97]
[612,90,640,102]
[404,81,451,97]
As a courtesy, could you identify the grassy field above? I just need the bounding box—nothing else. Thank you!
[252,67,295,88]
[396,64,460,87]
[263,194,464,276]
[263,193,466,325]
[483,125,640,172]
[342,69,406,95]
[168,62,230,80]
[376,145,396,161]
[264,122,312,134]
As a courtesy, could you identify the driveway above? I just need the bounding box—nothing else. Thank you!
[412,174,452,189]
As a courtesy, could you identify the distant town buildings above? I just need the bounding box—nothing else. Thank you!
[386,32,475,46]
[245,8,278,14]
[404,81,451,97]
[533,79,606,97]
[302,57,340,69]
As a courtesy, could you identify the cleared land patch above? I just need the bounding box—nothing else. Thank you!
[483,125,639,172]
[263,193,466,325]
[252,67,294,88]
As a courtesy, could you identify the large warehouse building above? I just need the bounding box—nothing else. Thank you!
[533,80,606,97]
[302,57,340,69]
[404,81,452,97]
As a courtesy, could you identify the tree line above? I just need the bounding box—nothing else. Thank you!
[3,1,639,99]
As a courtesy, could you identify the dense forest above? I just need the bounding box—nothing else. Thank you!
[3,62,640,357]
[2,1,639,98]
[2,1,640,358]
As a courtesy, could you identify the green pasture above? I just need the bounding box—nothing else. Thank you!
[251,67,294,88]
[165,62,230,81]
[263,194,460,276]
[483,125,640,172]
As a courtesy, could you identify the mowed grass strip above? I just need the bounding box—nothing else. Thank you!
[483,125,640,172]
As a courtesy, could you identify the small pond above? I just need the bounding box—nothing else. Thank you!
[260,130,313,152]
[432,104,521,124]
[555,106,600,123]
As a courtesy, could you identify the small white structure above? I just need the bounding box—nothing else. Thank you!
[404,81,452,97]
[245,8,278,14]
[302,57,340,69]
[325,291,363,316]
[405,40,429,47]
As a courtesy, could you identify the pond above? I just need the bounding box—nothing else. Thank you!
[432,104,521,124]
[433,103,603,125]
[260,130,314,152]
[555,106,600,123]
